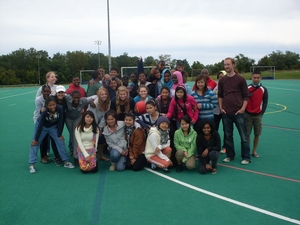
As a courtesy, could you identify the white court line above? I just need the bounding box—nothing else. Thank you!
[267,87,300,92]
[144,168,300,224]
[9,104,16,106]
[0,91,36,100]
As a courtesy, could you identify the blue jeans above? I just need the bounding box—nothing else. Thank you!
[222,113,250,161]
[29,122,69,164]
[109,149,126,171]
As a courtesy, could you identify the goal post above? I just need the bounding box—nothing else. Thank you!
[250,66,275,79]
[79,70,94,84]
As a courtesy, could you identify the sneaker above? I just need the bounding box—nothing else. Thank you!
[220,148,226,154]
[162,167,170,173]
[55,158,63,166]
[151,163,157,170]
[64,162,75,169]
[109,163,116,171]
[241,160,251,165]
[223,157,231,163]
[211,168,217,174]
[176,164,183,173]
[29,166,36,174]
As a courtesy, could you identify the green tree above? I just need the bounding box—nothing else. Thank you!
[234,54,255,73]
[143,56,156,66]
[0,67,21,85]
[66,51,89,76]
[50,53,71,83]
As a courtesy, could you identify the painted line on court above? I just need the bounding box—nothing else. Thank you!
[267,87,300,92]
[90,162,108,225]
[0,91,36,100]
[264,124,300,132]
[144,167,300,224]
[8,104,16,106]
[265,102,286,115]
[218,163,300,183]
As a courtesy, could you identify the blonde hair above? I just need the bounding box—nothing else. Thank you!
[116,86,130,114]
[97,88,110,111]
[45,71,56,79]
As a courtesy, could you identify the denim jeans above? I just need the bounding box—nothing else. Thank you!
[198,150,219,174]
[29,122,69,164]
[222,113,250,160]
[109,149,126,171]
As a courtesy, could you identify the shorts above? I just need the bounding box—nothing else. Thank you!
[246,113,262,136]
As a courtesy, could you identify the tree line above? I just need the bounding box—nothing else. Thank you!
[0,48,299,85]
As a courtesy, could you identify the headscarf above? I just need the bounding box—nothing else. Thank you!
[171,71,183,91]
[161,68,173,90]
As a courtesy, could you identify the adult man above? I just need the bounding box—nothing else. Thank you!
[246,71,268,158]
[218,57,251,165]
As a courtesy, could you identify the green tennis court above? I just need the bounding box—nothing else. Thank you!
[0,80,299,225]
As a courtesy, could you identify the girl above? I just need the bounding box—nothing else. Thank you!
[155,87,172,116]
[136,99,161,131]
[87,87,111,161]
[170,71,183,98]
[197,120,221,174]
[191,74,218,134]
[133,85,152,103]
[102,110,128,171]
[174,116,197,173]
[160,69,173,90]
[35,71,57,98]
[166,85,198,129]
[110,86,135,121]
[124,112,147,171]
[65,90,96,164]
[144,116,173,173]
[29,96,75,173]
[75,111,100,173]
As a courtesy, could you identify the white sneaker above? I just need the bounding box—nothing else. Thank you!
[241,160,250,165]
[223,157,231,163]
[64,162,75,169]
[29,166,36,173]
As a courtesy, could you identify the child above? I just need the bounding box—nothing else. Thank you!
[29,96,75,173]
[170,71,183,98]
[174,115,197,172]
[145,116,173,173]
[107,77,119,99]
[102,110,128,171]
[124,112,147,171]
[75,111,100,173]
[155,87,172,116]
[160,69,173,90]
[129,72,139,98]
[87,87,111,161]
[134,85,152,103]
[197,120,221,174]
[246,71,268,158]
[87,70,102,97]
[166,85,198,128]
[136,99,162,130]
[110,86,135,121]
[66,75,86,97]
[191,74,218,134]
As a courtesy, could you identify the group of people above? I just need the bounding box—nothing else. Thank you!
[28,57,268,175]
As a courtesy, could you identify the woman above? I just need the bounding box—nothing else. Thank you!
[197,120,221,174]
[87,88,111,161]
[110,86,135,121]
[75,111,100,173]
[102,110,128,171]
[174,115,197,173]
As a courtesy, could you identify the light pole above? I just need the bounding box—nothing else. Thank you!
[94,40,102,67]
[107,0,111,71]
[36,54,41,85]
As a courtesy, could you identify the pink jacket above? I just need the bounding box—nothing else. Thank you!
[166,94,199,123]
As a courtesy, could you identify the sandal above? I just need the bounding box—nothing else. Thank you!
[252,153,259,158]
[100,156,110,161]
[40,158,51,164]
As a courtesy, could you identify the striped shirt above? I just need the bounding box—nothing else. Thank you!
[191,89,218,121]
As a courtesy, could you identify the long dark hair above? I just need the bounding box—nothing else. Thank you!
[174,85,187,119]
[180,115,191,133]
[104,109,118,126]
[76,111,98,133]
[198,120,215,136]
[194,74,208,94]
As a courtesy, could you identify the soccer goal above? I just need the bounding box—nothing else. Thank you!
[79,70,94,84]
[250,66,275,79]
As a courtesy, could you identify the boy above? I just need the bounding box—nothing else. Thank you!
[245,71,268,158]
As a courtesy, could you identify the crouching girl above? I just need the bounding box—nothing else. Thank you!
[145,116,173,173]
[29,96,75,173]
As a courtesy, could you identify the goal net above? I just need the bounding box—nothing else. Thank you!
[250,66,275,79]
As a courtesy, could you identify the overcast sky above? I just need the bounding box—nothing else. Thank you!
[1,0,300,65]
